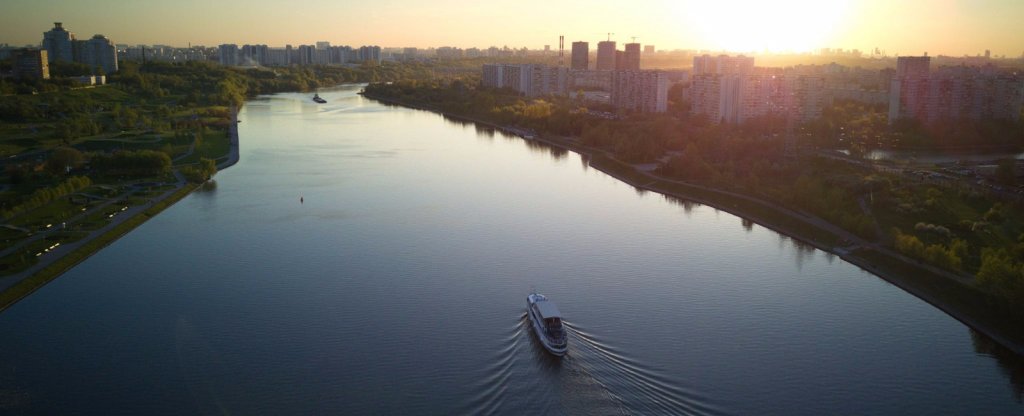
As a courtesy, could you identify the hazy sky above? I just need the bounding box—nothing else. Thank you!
[2,0,1022,56]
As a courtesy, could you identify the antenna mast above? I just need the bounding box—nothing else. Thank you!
[559,35,564,67]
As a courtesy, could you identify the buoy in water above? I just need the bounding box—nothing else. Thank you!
[300,196,304,204]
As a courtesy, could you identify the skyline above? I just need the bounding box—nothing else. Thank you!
[1,0,1023,57]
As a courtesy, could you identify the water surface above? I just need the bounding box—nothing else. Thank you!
[0,85,1022,415]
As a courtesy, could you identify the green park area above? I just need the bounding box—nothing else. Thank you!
[0,59,448,295]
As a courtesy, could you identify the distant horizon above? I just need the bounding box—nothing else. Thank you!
[2,0,1022,57]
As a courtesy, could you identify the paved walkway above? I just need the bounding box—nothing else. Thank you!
[0,176,186,292]
[0,109,242,294]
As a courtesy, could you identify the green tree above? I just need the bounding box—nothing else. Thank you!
[45,147,85,175]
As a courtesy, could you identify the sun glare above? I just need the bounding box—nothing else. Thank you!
[679,0,850,53]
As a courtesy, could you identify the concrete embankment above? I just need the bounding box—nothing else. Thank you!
[0,109,243,311]
[218,108,241,170]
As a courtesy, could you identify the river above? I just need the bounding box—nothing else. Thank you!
[0,85,1021,415]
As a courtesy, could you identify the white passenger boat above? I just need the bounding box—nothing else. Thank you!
[526,292,568,356]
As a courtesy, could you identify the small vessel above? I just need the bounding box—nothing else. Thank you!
[526,292,568,356]
[312,93,327,104]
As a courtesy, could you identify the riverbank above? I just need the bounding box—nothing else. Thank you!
[362,91,1024,356]
[0,110,242,312]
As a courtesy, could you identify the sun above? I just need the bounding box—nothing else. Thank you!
[677,0,851,53]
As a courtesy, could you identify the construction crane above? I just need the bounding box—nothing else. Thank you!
[606,32,615,42]
[631,36,640,43]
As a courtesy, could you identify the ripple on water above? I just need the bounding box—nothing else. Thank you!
[565,321,727,416]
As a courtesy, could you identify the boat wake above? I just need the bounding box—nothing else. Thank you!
[456,319,527,415]
[457,313,726,415]
[564,321,726,416]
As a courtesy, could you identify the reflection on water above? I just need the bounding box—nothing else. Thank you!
[971,329,1024,402]
[196,180,218,193]
[741,218,754,232]
[866,149,1024,163]
[0,86,1021,414]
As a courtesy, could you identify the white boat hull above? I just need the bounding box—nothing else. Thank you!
[527,294,568,356]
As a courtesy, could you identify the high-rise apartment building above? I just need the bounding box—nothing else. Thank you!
[12,48,50,80]
[571,41,589,70]
[895,56,930,78]
[297,45,314,65]
[482,64,569,97]
[690,55,825,124]
[219,44,240,66]
[78,34,118,74]
[596,41,616,70]
[610,70,668,113]
[889,56,1023,124]
[358,45,382,64]
[889,56,930,123]
[692,54,754,76]
[42,22,74,63]
[623,43,641,71]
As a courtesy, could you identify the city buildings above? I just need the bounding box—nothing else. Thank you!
[610,70,668,113]
[690,55,826,124]
[596,41,616,70]
[39,22,119,73]
[12,48,50,80]
[78,34,118,74]
[692,54,754,76]
[218,44,240,66]
[42,22,74,63]
[215,43,380,66]
[571,41,589,70]
[481,63,568,97]
[889,56,1024,124]
[120,45,213,63]
[622,43,641,71]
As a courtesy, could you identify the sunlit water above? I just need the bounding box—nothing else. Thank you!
[0,85,1021,415]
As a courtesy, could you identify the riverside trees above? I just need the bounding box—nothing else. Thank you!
[364,79,1024,313]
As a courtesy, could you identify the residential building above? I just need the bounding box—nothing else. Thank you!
[42,22,74,63]
[623,43,641,70]
[78,34,118,74]
[482,64,569,97]
[219,44,240,66]
[643,45,655,54]
[896,56,930,78]
[571,41,589,70]
[690,55,825,123]
[531,66,569,97]
[889,57,1023,124]
[482,63,531,94]
[12,48,50,79]
[358,45,382,64]
[436,46,464,59]
[610,70,668,113]
[296,45,314,65]
[266,47,290,66]
[692,54,754,75]
[241,44,269,65]
[570,70,612,91]
[596,41,616,70]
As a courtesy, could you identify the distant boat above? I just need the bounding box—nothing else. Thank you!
[527,292,568,356]
[312,93,327,104]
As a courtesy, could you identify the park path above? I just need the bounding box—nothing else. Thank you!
[0,110,240,294]
[0,174,186,292]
